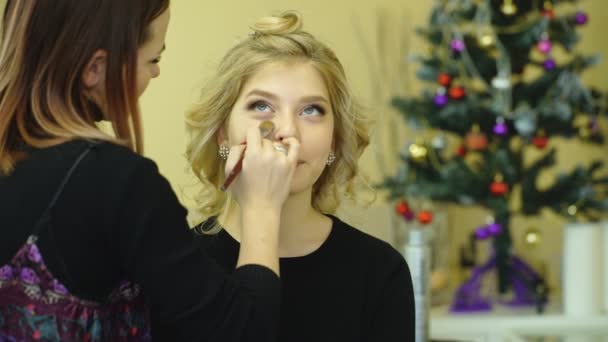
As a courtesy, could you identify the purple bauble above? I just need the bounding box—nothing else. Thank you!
[475,226,490,240]
[450,39,466,53]
[575,11,588,25]
[493,122,509,136]
[487,223,502,235]
[403,211,415,222]
[543,58,556,70]
[434,94,449,107]
[537,39,552,54]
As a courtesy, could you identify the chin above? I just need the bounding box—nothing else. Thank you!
[287,166,324,196]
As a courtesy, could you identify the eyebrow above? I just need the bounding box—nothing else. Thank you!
[158,44,166,54]
[246,89,330,104]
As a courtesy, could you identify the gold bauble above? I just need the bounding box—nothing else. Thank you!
[409,143,428,163]
[478,33,495,48]
[567,205,578,216]
[501,0,518,16]
[523,227,542,247]
[464,152,485,173]
[510,136,524,151]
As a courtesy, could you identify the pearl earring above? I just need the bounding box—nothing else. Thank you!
[219,143,230,160]
[327,151,336,166]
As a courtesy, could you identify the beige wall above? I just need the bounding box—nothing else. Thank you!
[139,0,433,233]
[140,0,431,187]
[141,2,608,290]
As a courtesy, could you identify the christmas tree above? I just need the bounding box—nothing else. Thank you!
[383,0,608,312]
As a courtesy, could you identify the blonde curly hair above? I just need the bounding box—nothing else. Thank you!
[186,11,370,227]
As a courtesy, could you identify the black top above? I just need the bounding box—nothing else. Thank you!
[195,215,415,342]
[0,140,280,341]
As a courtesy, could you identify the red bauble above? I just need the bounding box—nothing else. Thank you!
[437,73,452,87]
[449,86,466,100]
[417,210,433,225]
[542,9,555,19]
[490,173,509,196]
[456,145,467,157]
[465,126,489,151]
[532,135,548,149]
[395,201,410,215]
[490,174,509,196]
[490,181,509,196]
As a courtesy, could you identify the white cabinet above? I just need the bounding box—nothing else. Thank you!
[430,305,608,341]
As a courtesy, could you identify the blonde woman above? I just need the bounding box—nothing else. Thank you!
[187,11,414,341]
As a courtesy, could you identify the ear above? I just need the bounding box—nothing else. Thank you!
[216,124,228,145]
[81,49,108,89]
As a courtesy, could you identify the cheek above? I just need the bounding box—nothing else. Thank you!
[151,64,160,78]
[135,64,158,96]
[301,126,334,157]
[227,121,249,144]
[299,142,332,171]
[135,73,149,96]
[227,115,266,144]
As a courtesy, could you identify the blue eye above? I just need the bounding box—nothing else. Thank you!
[249,101,272,112]
[256,103,269,111]
[302,105,325,116]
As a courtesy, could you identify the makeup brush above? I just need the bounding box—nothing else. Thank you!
[220,120,275,191]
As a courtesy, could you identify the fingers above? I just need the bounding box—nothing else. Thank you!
[272,142,288,155]
[281,137,300,164]
[245,125,262,154]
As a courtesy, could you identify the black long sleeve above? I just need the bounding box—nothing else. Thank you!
[196,216,415,342]
[366,247,415,341]
[117,156,280,341]
[0,140,280,341]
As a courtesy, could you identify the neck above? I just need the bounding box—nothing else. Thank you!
[220,188,332,257]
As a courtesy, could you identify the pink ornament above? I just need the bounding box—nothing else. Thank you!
[450,39,466,53]
[575,11,588,25]
[403,211,415,222]
[537,39,552,54]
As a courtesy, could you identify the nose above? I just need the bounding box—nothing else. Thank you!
[151,65,161,79]
[272,114,299,142]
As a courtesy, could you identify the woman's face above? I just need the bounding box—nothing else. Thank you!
[221,61,335,196]
[136,8,170,97]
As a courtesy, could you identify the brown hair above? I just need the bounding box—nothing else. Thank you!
[0,0,170,174]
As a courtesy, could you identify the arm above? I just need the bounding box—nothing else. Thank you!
[116,158,280,341]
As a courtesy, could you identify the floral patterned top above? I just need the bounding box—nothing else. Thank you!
[0,145,150,341]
